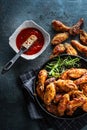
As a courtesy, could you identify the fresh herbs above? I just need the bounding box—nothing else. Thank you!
[45,56,80,78]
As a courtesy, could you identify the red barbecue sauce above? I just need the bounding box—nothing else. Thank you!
[16,28,44,55]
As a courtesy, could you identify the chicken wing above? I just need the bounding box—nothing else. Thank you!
[51,32,69,45]
[71,40,87,55]
[37,69,48,91]
[44,83,56,105]
[69,18,84,36]
[36,69,47,100]
[50,44,65,59]
[74,73,87,85]
[45,77,56,86]
[64,43,78,55]
[57,94,70,116]
[55,79,77,92]
[80,30,87,45]
[68,68,87,79]
[67,98,85,116]
[52,20,70,32]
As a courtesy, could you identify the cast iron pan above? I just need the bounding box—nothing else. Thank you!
[32,54,87,119]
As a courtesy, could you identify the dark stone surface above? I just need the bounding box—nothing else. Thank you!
[1,0,87,130]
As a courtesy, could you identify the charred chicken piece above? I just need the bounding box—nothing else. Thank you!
[55,79,77,92]
[80,30,87,45]
[52,20,70,32]
[51,32,69,45]
[50,44,65,59]
[64,43,78,55]
[71,40,87,55]
[74,73,87,85]
[69,18,84,36]
[57,94,70,116]
[44,83,56,105]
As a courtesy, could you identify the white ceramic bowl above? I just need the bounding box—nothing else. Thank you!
[9,20,50,60]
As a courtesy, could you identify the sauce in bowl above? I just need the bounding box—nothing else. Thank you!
[16,28,44,55]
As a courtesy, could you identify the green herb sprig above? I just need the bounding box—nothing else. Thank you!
[45,56,80,78]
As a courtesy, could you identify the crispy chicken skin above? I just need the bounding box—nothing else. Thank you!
[80,30,87,45]
[53,94,63,104]
[67,90,87,115]
[50,44,65,59]
[60,68,87,80]
[64,43,78,55]
[46,104,58,115]
[74,73,87,85]
[79,83,87,97]
[45,77,56,86]
[57,94,70,116]
[71,40,87,54]
[51,32,69,45]
[52,20,70,32]
[44,83,56,105]
[52,18,84,36]
[37,69,48,91]
[68,68,87,79]
[36,69,47,100]
[55,79,77,92]
[69,18,84,36]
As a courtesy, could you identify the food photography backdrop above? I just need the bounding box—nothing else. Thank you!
[1,0,87,130]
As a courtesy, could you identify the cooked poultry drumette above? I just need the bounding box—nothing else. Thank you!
[51,32,69,45]
[74,73,87,85]
[57,94,70,116]
[36,69,47,100]
[71,40,87,55]
[80,30,87,45]
[37,69,47,91]
[60,68,87,80]
[69,18,84,36]
[55,79,77,92]
[52,20,70,32]
[67,90,86,115]
[50,44,65,59]
[64,43,78,55]
[52,18,84,36]
[44,83,56,105]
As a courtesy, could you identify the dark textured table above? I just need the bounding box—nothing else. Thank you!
[1,0,87,130]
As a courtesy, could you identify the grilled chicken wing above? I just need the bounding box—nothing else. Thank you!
[55,79,77,92]
[50,44,65,59]
[80,30,87,45]
[67,98,85,116]
[68,68,87,79]
[69,18,84,36]
[52,20,70,32]
[64,43,78,55]
[44,83,56,105]
[51,32,69,45]
[74,73,87,85]
[36,69,47,100]
[71,40,87,55]
[37,69,47,91]
[57,94,70,116]
[45,77,56,86]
